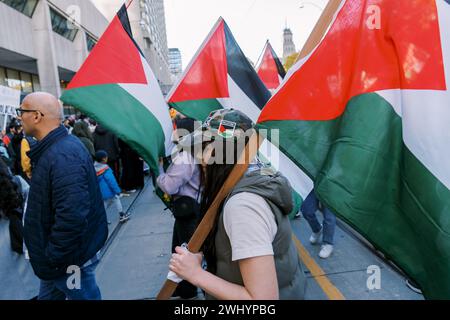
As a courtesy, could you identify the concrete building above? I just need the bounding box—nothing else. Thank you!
[0,0,108,100]
[168,48,182,80]
[282,27,296,63]
[92,0,172,94]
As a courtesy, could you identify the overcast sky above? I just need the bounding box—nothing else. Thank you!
[164,0,329,68]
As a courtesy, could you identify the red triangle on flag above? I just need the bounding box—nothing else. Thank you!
[258,0,446,123]
[257,42,281,89]
[169,19,229,103]
[67,16,147,90]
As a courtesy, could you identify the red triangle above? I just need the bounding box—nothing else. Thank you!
[257,43,281,89]
[258,0,446,123]
[67,16,147,90]
[169,19,229,102]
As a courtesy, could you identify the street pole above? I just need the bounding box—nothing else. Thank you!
[299,1,324,11]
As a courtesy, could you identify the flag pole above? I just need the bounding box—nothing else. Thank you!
[126,0,134,9]
[156,0,343,301]
[156,132,264,300]
[296,0,342,62]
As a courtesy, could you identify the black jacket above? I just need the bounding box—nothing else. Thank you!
[93,125,120,161]
[24,126,107,280]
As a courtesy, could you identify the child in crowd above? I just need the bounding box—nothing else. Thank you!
[95,150,130,223]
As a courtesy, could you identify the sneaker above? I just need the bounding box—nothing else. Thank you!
[294,212,301,219]
[119,213,131,223]
[319,244,334,259]
[127,189,137,193]
[309,227,323,245]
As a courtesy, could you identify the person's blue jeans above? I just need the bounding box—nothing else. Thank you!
[38,261,101,300]
[301,191,336,245]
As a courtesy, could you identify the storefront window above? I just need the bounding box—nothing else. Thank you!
[0,68,6,86]
[5,69,21,91]
[20,72,33,93]
[0,66,40,92]
[32,74,40,91]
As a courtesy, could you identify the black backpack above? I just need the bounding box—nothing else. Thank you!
[8,176,25,254]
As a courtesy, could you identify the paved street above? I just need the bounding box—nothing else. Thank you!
[0,176,424,300]
[0,186,142,300]
[96,179,424,300]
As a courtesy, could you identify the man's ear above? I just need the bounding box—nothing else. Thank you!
[34,112,43,124]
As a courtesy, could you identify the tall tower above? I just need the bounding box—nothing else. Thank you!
[283,27,296,62]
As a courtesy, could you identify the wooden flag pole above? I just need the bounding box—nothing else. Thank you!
[156,1,342,301]
[126,0,134,9]
[156,131,264,300]
[296,0,342,62]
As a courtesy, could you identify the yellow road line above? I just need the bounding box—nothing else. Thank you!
[293,234,346,300]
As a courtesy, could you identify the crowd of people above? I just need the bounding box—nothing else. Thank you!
[0,92,153,299]
[0,92,337,300]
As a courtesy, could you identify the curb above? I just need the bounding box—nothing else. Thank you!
[99,176,152,260]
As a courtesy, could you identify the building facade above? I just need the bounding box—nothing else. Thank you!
[0,0,108,99]
[92,0,172,94]
[282,27,296,63]
[168,48,182,80]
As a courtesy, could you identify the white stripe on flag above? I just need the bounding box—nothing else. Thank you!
[376,0,450,191]
[120,55,175,155]
[219,75,314,199]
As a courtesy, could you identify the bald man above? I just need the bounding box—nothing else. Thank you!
[18,92,108,300]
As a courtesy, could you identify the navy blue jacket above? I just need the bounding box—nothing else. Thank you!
[24,126,108,280]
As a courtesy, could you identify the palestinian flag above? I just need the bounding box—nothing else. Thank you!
[256,40,286,91]
[60,5,173,174]
[257,0,450,299]
[167,17,313,200]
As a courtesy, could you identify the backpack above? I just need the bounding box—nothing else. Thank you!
[8,175,28,254]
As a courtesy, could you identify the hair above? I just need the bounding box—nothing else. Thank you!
[199,137,250,274]
[72,121,93,141]
[95,150,108,162]
[175,117,197,134]
[0,158,22,217]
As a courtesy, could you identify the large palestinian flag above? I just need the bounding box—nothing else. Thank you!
[60,5,173,174]
[167,18,313,200]
[256,40,286,91]
[258,0,450,299]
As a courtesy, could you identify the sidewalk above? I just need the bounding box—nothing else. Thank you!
[0,184,142,300]
[96,179,173,300]
[96,179,424,300]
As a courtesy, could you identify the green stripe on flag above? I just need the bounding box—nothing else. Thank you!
[258,93,450,299]
[170,98,223,121]
[61,84,165,174]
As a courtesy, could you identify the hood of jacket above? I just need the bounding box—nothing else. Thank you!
[94,161,109,176]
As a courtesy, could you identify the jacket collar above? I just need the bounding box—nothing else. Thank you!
[28,125,68,164]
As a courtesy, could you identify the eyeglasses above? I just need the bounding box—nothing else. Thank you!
[16,108,45,117]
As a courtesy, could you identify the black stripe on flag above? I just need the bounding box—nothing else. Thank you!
[224,22,271,110]
[270,46,286,79]
[117,5,145,57]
